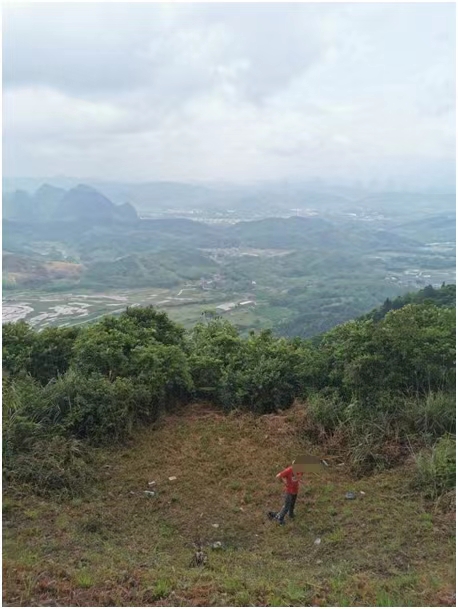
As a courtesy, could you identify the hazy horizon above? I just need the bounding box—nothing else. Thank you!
[4,3,456,189]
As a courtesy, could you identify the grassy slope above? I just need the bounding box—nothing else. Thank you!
[3,404,455,607]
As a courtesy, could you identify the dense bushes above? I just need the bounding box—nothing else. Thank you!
[321,304,455,400]
[300,302,456,479]
[2,298,456,496]
[3,322,80,384]
[2,375,94,496]
[187,322,311,413]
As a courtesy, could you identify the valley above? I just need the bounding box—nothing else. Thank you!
[2,182,456,337]
[2,286,261,332]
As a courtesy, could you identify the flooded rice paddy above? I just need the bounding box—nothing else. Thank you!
[2,286,228,330]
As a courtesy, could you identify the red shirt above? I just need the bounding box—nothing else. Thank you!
[278,466,303,494]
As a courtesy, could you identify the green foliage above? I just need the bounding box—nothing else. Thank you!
[2,308,192,497]
[413,435,456,499]
[320,304,455,399]
[29,326,81,385]
[305,391,346,434]
[187,319,242,402]
[6,435,94,497]
[71,307,186,380]
[2,376,94,496]
[220,330,304,413]
[362,283,456,322]
[2,323,80,385]
[2,321,36,377]
[44,372,137,443]
[405,392,456,438]
[303,390,456,475]
[187,322,306,413]
[3,374,48,457]
[2,296,456,497]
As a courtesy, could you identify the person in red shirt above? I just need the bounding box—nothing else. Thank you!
[268,459,304,525]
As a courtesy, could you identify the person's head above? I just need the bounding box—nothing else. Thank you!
[293,454,323,474]
[292,459,304,475]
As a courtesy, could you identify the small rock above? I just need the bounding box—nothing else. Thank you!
[314,537,321,545]
[148,481,156,486]
[211,541,223,549]
[360,491,366,495]
[143,491,156,497]
[345,491,357,500]
[212,523,219,528]
[168,476,177,481]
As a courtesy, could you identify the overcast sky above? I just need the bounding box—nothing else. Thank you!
[3,2,456,186]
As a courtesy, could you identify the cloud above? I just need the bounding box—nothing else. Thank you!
[3,3,331,105]
[3,3,455,184]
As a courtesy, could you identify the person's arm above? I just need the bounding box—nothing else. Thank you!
[276,468,289,482]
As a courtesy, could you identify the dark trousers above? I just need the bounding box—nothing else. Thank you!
[277,493,297,521]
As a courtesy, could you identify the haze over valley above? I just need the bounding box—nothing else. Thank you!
[3,179,455,337]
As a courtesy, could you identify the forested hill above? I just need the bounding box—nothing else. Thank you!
[360,283,456,322]
[276,283,456,338]
[3,184,138,224]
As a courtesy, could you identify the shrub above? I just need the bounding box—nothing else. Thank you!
[44,372,140,444]
[407,391,456,438]
[412,434,456,499]
[2,375,94,496]
[2,374,48,458]
[29,326,80,385]
[305,391,347,434]
[2,321,36,377]
[5,435,94,497]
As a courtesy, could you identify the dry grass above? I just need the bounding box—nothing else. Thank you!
[3,403,455,606]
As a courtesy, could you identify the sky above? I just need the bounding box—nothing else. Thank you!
[3,2,456,187]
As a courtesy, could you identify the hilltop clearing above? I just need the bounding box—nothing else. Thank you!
[3,300,455,606]
[3,403,455,607]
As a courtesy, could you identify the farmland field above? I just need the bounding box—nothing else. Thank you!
[1,285,266,332]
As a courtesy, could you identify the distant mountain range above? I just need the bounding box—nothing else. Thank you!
[3,184,138,223]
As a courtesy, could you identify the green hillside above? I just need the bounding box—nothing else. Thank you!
[83,250,219,289]
[360,283,456,322]
[278,283,456,339]
[391,213,456,243]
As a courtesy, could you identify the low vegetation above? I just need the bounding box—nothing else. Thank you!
[3,406,455,607]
